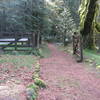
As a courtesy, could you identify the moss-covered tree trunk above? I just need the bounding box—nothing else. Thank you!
[80,0,97,49]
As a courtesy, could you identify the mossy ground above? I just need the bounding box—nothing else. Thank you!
[84,49,100,67]
[27,60,46,100]
[39,43,51,58]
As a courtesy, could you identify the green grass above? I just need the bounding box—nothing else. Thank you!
[2,43,51,57]
[0,55,38,68]
[84,49,100,65]
[4,47,33,51]
[0,43,50,69]
[39,43,51,58]
[32,43,51,58]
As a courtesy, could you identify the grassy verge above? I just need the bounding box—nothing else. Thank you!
[0,43,50,71]
[39,43,51,58]
[0,55,37,68]
[84,49,100,67]
[32,43,51,58]
[57,43,73,54]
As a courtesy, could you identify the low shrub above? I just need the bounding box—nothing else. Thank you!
[31,48,44,58]
[34,78,46,88]
[27,83,39,100]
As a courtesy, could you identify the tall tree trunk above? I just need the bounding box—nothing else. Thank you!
[39,35,42,44]
[37,32,40,48]
[36,30,41,48]
[35,33,38,47]
[31,33,35,48]
[81,0,97,49]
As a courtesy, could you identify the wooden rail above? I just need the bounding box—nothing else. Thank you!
[0,32,33,51]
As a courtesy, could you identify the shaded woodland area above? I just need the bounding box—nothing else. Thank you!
[0,0,44,50]
[0,0,80,51]
[0,0,100,51]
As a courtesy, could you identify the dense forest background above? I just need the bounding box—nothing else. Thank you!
[0,0,100,50]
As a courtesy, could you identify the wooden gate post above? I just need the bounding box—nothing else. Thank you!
[73,32,83,62]
[15,32,17,50]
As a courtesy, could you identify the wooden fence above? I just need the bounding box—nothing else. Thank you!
[0,32,35,51]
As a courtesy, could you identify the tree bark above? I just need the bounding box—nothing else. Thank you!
[37,32,40,48]
[35,33,38,47]
[31,33,35,48]
[81,0,97,49]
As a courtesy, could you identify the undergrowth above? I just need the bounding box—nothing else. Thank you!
[0,55,37,68]
[84,49,100,66]
[32,43,51,58]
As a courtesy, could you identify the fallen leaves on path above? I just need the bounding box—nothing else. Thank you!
[37,44,100,100]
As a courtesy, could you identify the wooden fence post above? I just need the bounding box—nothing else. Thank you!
[73,33,83,62]
[15,32,17,50]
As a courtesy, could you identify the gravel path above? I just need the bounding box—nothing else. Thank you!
[37,44,100,100]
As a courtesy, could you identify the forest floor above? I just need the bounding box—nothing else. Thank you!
[37,43,100,100]
[0,55,38,100]
[0,43,100,100]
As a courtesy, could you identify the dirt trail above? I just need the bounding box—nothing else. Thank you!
[37,44,100,100]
